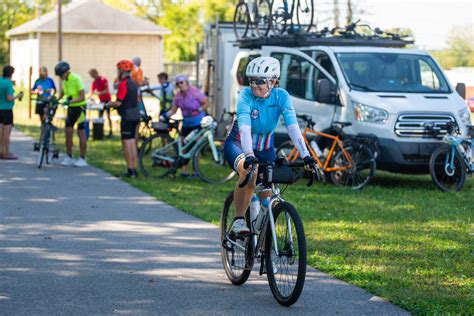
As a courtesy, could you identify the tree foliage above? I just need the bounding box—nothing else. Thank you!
[0,0,72,65]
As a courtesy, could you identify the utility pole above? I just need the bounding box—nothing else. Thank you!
[58,0,62,62]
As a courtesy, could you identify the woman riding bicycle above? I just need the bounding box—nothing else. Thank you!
[224,56,316,235]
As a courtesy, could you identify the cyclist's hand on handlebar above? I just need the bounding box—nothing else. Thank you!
[303,156,316,171]
[243,155,259,170]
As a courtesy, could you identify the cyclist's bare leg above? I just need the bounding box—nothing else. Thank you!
[106,111,113,136]
[122,139,137,169]
[234,159,258,218]
[66,127,74,155]
[77,129,87,157]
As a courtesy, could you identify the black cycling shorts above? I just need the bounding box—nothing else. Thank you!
[66,106,86,130]
[35,101,47,116]
[0,110,13,125]
[121,120,139,140]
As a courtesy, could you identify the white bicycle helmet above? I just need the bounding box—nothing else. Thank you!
[246,57,280,79]
[200,116,215,128]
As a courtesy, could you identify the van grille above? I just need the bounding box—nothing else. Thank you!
[395,113,456,138]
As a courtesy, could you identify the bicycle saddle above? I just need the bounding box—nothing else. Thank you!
[333,121,352,128]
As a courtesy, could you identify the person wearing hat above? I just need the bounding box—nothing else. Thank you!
[165,74,208,177]
[54,61,88,167]
[107,60,140,178]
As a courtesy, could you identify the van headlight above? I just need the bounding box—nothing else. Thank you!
[459,108,472,126]
[354,103,388,124]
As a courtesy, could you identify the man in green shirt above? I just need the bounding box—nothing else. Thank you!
[55,61,88,167]
[0,65,23,160]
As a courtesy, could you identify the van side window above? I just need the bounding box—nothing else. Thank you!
[419,60,440,90]
[236,54,260,86]
[315,51,337,79]
[271,52,324,101]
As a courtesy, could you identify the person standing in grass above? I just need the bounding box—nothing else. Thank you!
[31,67,56,124]
[0,65,23,160]
[107,60,140,178]
[54,61,88,168]
[88,69,113,137]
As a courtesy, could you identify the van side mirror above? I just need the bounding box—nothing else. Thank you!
[316,78,337,104]
[455,82,466,99]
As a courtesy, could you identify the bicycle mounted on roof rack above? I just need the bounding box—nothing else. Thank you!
[236,20,415,49]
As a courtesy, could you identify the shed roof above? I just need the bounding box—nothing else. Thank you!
[6,0,170,37]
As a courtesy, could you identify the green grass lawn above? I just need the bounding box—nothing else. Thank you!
[13,100,473,315]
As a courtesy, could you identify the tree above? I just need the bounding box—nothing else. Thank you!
[447,25,474,67]
[0,0,72,65]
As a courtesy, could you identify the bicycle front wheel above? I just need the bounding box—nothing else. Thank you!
[233,2,250,39]
[265,202,306,306]
[221,191,252,285]
[330,144,376,190]
[37,126,50,169]
[193,138,236,183]
[296,0,314,33]
[270,0,290,35]
[429,146,466,192]
[138,133,176,178]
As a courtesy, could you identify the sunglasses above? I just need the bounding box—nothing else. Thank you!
[249,78,267,86]
[177,81,186,85]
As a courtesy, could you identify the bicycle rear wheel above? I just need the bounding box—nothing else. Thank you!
[138,133,176,178]
[270,0,291,35]
[429,146,466,192]
[221,191,252,285]
[193,138,236,183]
[254,0,272,37]
[234,2,250,39]
[296,0,314,32]
[265,202,306,306]
[330,144,376,190]
[276,140,302,162]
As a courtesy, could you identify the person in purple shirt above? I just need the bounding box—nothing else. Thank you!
[165,74,208,177]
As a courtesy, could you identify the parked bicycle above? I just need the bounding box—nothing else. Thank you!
[233,0,272,39]
[32,96,64,168]
[138,116,235,183]
[270,0,314,34]
[277,114,377,189]
[221,159,318,306]
[429,122,474,192]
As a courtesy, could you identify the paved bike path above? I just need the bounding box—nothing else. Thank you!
[0,129,408,315]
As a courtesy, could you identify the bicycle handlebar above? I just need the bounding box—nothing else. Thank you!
[238,161,318,189]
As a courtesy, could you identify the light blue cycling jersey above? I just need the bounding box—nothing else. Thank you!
[228,87,298,151]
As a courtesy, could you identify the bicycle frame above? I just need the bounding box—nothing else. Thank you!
[444,136,473,174]
[286,127,354,172]
[152,126,221,163]
[225,184,287,262]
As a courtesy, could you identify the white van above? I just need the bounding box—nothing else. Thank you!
[202,23,472,173]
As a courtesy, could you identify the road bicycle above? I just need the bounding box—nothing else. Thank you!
[221,159,318,306]
[138,116,235,183]
[429,122,474,192]
[33,96,64,168]
[277,114,377,189]
[233,0,272,39]
[270,0,314,35]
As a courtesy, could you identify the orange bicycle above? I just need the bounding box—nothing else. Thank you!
[277,114,376,189]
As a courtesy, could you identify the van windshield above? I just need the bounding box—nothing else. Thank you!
[336,52,451,93]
